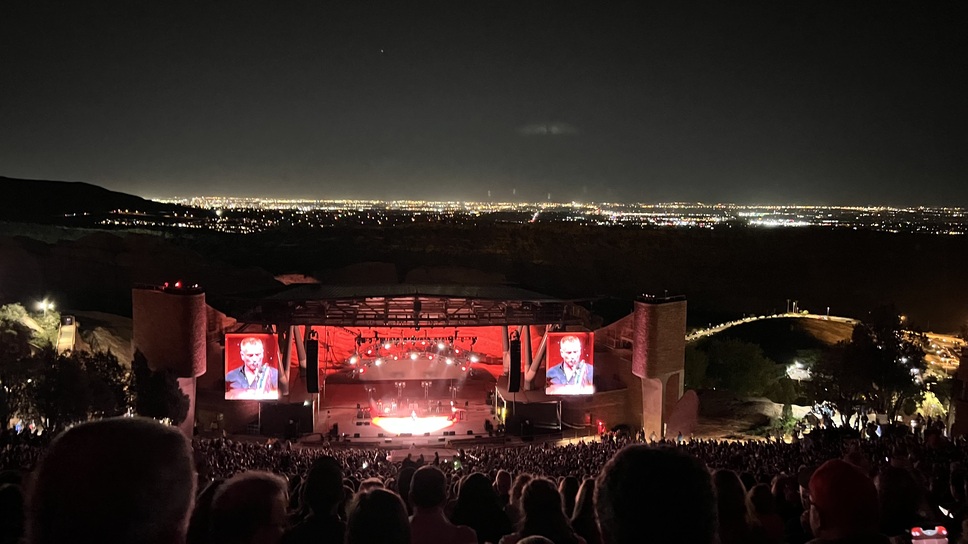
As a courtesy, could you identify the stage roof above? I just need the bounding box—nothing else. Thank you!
[215,283,589,327]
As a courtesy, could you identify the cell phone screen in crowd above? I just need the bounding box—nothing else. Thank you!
[910,526,947,543]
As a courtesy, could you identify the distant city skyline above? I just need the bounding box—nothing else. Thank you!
[102,196,968,236]
[2,2,965,205]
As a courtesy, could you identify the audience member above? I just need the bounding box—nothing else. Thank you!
[570,478,602,544]
[875,465,930,542]
[450,472,514,544]
[0,483,24,544]
[807,459,888,543]
[409,466,477,544]
[500,478,585,544]
[713,469,765,544]
[595,445,716,544]
[188,479,226,544]
[210,471,289,544]
[506,473,533,526]
[345,487,411,544]
[558,475,580,518]
[494,469,513,508]
[284,456,346,544]
[749,483,785,544]
[25,417,196,544]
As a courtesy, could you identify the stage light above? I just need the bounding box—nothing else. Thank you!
[375,358,383,366]
[437,341,446,350]
[410,352,418,361]
[349,354,360,365]
[384,342,392,350]
[445,357,454,365]
[469,354,479,363]
[461,366,467,371]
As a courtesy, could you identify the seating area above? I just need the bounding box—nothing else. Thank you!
[2,419,968,543]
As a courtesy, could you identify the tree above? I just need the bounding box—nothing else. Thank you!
[0,353,44,426]
[0,303,62,360]
[33,350,91,429]
[130,351,189,425]
[0,303,34,360]
[805,340,872,427]
[3,349,131,431]
[703,338,783,397]
[684,344,709,389]
[81,350,130,418]
[807,305,928,424]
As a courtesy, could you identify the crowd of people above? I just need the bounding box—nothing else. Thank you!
[3,419,968,543]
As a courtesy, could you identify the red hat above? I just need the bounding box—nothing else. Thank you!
[809,459,879,533]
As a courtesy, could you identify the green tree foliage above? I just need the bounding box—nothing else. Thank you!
[764,377,798,405]
[1,349,130,430]
[0,303,61,357]
[0,354,44,426]
[0,303,34,360]
[33,351,91,428]
[807,305,928,424]
[925,375,955,407]
[33,310,61,349]
[130,351,189,425]
[83,351,130,417]
[805,341,871,426]
[684,344,708,390]
[702,338,783,397]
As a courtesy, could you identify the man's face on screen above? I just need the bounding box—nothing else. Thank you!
[241,341,265,373]
[560,339,582,369]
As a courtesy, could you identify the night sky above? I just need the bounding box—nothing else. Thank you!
[1,2,965,204]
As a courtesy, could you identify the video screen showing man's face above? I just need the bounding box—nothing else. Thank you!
[545,332,595,395]
[225,333,280,400]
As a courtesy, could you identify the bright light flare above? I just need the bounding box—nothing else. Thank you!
[371,416,455,435]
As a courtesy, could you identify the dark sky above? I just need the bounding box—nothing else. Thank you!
[1,1,965,204]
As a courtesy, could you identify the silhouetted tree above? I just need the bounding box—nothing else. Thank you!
[808,305,928,424]
[82,350,130,418]
[805,341,871,427]
[24,350,131,430]
[703,338,783,397]
[684,344,709,390]
[0,354,44,427]
[33,350,91,429]
[0,304,34,361]
[131,350,189,425]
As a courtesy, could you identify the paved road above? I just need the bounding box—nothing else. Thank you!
[55,316,76,354]
[686,312,858,343]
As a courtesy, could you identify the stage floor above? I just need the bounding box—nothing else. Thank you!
[299,371,507,449]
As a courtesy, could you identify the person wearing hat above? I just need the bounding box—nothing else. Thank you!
[807,459,889,544]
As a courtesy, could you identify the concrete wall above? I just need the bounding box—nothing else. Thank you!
[132,286,208,437]
[132,287,207,378]
[560,388,632,432]
[629,297,687,437]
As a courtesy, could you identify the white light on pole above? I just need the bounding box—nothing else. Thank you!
[36,299,54,317]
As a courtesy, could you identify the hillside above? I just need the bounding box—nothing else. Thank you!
[178,222,968,332]
[0,176,207,223]
[697,317,855,364]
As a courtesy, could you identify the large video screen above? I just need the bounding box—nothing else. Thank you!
[545,332,595,395]
[224,333,280,400]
